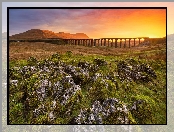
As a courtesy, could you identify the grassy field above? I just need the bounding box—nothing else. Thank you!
[9,41,166,124]
[9,42,166,61]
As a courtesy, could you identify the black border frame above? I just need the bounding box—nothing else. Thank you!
[7,6,167,125]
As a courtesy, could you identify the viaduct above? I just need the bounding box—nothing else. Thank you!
[62,37,150,48]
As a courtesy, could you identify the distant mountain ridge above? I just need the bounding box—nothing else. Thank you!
[56,32,90,39]
[2,32,7,39]
[167,33,174,41]
[9,29,89,40]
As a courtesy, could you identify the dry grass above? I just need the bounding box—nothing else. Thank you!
[9,42,166,61]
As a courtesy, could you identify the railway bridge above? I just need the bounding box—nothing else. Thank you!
[62,37,150,48]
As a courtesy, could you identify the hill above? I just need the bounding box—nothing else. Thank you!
[57,32,89,39]
[168,33,174,41]
[9,29,89,40]
[9,29,60,40]
[2,32,7,39]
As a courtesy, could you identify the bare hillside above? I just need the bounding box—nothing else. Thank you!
[9,29,59,40]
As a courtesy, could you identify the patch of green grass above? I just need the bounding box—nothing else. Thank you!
[9,51,166,124]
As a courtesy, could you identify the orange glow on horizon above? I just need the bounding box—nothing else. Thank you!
[89,9,166,38]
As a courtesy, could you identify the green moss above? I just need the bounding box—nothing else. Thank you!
[9,52,166,124]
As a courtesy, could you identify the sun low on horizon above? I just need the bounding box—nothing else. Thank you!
[9,8,166,38]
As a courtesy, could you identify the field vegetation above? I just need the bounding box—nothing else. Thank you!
[9,41,166,124]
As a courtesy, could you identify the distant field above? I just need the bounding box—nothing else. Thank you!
[9,41,166,61]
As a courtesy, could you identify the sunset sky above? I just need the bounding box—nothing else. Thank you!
[9,8,166,38]
[3,2,174,38]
